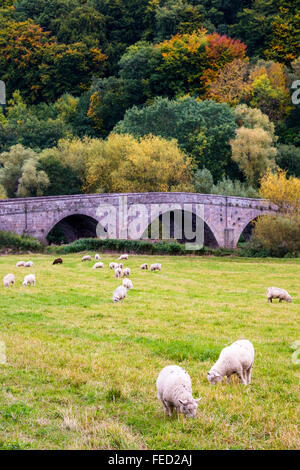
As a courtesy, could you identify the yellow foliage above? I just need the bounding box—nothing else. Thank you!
[259,169,300,215]
[85,133,193,193]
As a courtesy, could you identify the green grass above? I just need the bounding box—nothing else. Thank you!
[0,254,299,450]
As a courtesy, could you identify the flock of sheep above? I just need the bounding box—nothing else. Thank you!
[2,253,294,420]
[79,253,161,303]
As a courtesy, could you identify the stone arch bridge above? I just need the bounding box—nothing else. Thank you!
[0,192,276,248]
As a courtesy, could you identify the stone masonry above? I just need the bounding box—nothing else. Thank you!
[0,192,276,248]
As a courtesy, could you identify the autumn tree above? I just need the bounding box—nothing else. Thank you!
[207,58,251,105]
[230,127,277,186]
[85,133,193,193]
[252,169,300,254]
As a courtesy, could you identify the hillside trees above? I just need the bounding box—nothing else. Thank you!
[114,97,238,180]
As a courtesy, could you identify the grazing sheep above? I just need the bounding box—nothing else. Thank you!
[93,262,104,269]
[109,262,119,270]
[95,254,101,260]
[119,254,128,260]
[53,258,63,265]
[82,255,92,262]
[267,287,292,303]
[122,278,133,290]
[112,285,127,302]
[24,261,34,267]
[207,339,254,386]
[118,263,123,269]
[150,263,161,272]
[3,273,15,287]
[115,267,122,278]
[123,267,131,277]
[23,274,36,287]
[140,263,148,270]
[156,365,201,418]
[16,261,25,267]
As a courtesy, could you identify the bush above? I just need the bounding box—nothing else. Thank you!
[0,231,43,252]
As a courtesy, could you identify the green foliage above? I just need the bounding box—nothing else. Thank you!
[193,168,214,193]
[0,230,43,252]
[115,96,237,180]
[275,145,300,178]
[37,154,82,196]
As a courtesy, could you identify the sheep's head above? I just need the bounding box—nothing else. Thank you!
[178,398,201,418]
[207,370,222,385]
[22,281,27,287]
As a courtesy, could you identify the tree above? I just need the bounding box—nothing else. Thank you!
[87,77,146,136]
[230,127,277,186]
[0,19,107,103]
[207,58,251,105]
[0,91,68,151]
[85,133,193,193]
[37,154,82,196]
[114,97,237,180]
[193,168,213,193]
[252,169,300,255]
[234,104,276,138]
[16,158,49,197]
[246,61,291,122]
[0,144,48,197]
[275,145,300,178]
[259,169,300,215]
[154,0,205,42]
[265,1,300,64]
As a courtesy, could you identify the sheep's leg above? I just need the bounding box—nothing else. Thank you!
[163,400,172,417]
[279,298,282,302]
[246,366,252,384]
[226,375,231,384]
[237,369,247,385]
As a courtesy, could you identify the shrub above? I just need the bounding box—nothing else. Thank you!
[0,231,43,252]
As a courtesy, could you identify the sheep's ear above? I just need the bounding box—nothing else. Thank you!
[194,398,201,403]
[179,399,187,405]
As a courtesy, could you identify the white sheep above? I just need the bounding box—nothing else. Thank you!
[207,339,255,385]
[82,255,92,262]
[150,263,161,272]
[119,254,128,260]
[123,267,131,277]
[122,278,133,290]
[95,254,101,260]
[267,287,292,303]
[115,267,122,278]
[112,285,127,302]
[23,274,36,287]
[93,262,104,269]
[3,273,15,287]
[118,263,123,269]
[140,263,148,270]
[156,365,201,418]
[109,262,119,270]
[24,261,34,267]
[16,261,25,267]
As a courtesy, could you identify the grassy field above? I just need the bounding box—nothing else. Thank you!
[0,253,299,450]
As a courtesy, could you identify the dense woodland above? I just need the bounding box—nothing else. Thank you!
[0,0,299,201]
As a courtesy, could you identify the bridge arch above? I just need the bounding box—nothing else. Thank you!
[140,206,220,248]
[46,213,102,244]
[234,213,270,246]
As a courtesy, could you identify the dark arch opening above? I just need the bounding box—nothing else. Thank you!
[237,217,259,245]
[143,210,219,248]
[47,214,100,245]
